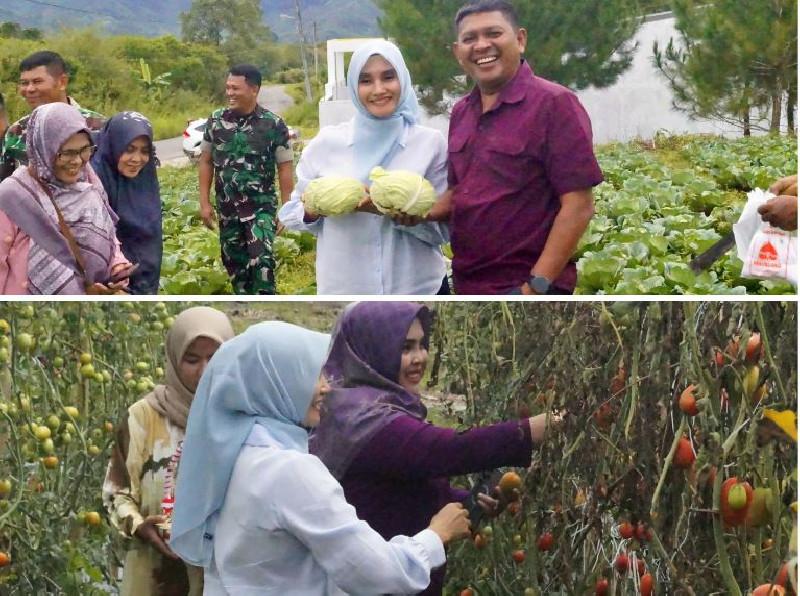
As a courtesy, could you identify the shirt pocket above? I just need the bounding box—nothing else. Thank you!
[482,134,543,190]
[447,131,471,184]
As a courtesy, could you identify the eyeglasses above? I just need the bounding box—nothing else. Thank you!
[56,144,97,164]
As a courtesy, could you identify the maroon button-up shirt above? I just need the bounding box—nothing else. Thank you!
[447,60,604,294]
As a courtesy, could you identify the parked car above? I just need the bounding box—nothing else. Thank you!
[182,118,300,160]
[182,118,206,159]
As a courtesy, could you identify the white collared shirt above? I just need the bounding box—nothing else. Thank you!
[278,120,449,295]
[204,425,445,595]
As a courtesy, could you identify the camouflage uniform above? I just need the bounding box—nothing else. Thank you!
[203,105,291,295]
[0,97,104,181]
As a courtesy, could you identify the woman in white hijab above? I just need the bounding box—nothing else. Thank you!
[169,321,470,595]
[278,40,450,295]
[103,306,235,596]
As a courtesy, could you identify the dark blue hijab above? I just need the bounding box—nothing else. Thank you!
[91,111,162,294]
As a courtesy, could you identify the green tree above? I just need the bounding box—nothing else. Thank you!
[654,0,797,135]
[0,21,43,41]
[376,0,642,114]
[180,0,277,70]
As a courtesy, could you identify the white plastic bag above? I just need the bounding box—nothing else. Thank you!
[733,189,797,286]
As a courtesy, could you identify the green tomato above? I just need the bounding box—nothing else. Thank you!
[0,348,8,363]
[34,425,51,440]
[80,363,95,379]
[63,406,80,420]
[728,484,748,510]
[47,414,61,430]
[53,356,64,368]
[15,333,35,352]
[135,361,149,373]
[79,353,92,365]
[40,438,55,454]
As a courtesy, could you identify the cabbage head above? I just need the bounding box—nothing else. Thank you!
[302,176,365,216]
[369,167,437,216]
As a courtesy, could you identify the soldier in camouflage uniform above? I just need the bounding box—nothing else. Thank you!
[198,64,294,295]
[0,51,104,182]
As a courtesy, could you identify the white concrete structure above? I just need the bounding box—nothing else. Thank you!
[576,12,753,143]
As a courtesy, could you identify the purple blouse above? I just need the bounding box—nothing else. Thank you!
[339,415,533,595]
[447,60,604,295]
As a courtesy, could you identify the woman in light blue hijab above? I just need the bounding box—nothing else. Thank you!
[170,320,469,594]
[278,39,451,295]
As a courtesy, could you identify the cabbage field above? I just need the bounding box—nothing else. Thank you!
[157,133,797,295]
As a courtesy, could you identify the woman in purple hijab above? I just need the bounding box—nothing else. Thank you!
[311,301,559,596]
[0,103,130,294]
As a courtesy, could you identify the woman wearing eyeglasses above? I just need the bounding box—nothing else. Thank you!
[0,102,131,294]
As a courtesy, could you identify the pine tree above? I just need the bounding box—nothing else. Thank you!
[376,0,642,114]
[654,0,797,134]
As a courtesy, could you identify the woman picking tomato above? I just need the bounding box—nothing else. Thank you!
[103,306,234,596]
[169,321,471,594]
[311,301,560,595]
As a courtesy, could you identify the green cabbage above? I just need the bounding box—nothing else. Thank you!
[302,176,365,216]
[368,167,437,216]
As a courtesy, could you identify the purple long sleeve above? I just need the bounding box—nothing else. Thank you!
[348,416,533,479]
[339,416,533,596]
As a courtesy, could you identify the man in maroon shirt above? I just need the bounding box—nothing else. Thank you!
[428,0,604,294]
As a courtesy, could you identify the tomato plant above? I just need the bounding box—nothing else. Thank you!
[433,302,797,594]
[0,302,185,593]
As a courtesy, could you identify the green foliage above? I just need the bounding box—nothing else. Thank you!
[157,165,317,295]
[434,302,796,594]
[654,0,798,133]
[0,21,42,41]
[578,133,797,295]
[377,0,642,114]
[0,302,188,594]
[180,0,283,75]
[0,29,223,141]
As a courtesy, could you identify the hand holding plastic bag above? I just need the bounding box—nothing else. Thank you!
[734,189,797,286]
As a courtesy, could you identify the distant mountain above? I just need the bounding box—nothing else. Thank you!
[0,0,382,42]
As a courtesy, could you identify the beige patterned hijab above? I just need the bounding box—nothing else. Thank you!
[146,306,234,428]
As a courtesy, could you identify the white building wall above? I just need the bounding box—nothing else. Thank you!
[576,12,749,144]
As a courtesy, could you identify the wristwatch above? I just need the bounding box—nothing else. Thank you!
[527,275,551,294]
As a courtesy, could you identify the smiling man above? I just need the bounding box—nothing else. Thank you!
[0,51,104,182]
[429,0,604,295]
[198,64,294,295]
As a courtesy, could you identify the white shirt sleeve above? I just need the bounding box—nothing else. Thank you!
[273,455,445,594]
[278,140,323,235]
[392,130,450,247]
